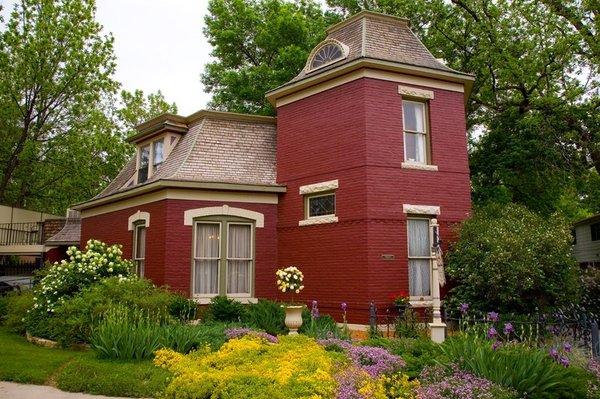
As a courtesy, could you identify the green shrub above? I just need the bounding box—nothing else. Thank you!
[440,335,590,399]
[168,294,198,321]
[35,277,186,346]
[394,308,426,339]
[446,203,580,314]
[299,312,348,339]
[1,291,34,334]
[204,295,247,322]
[243,299,286,335]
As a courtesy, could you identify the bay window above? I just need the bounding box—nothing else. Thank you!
[402,100,428,164]
[193,218,254,299]
[407,218,432,299]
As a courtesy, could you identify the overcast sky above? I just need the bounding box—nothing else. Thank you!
[1,0,214,114]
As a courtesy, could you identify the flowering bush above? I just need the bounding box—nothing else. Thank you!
[154,334,339,398]
[276,266,304,294]
[417,365,518,399]
[32,240,133,313]
[392,290,410,306]
[224,327,278,343]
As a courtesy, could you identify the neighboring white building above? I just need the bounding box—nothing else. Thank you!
[573,214,600,267]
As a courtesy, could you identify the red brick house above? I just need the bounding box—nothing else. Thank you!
[73,11,474,324]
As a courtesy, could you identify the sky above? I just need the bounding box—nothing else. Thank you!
[1,0,215,114]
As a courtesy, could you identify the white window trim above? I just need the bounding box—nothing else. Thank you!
[184,205,264,228]
[299,215,339,226]
[401,162,438,171]
[305,39,349,73]
[299,179,339,195]
[403,204,440,216]
[128,211,150,230]
[192,221,222,299]
[402,100,429,165]
[398,85,434,99]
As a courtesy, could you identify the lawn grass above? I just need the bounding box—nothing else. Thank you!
[0,327,170,397]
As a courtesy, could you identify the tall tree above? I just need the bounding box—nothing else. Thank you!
[202,0,339,115]
[0,0,177,214]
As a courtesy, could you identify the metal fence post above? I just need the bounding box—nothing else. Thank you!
[591,321,599,358]
[369,301,377,334]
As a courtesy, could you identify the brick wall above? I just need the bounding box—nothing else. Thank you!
[276,76,471,323]
[80,195,278,298]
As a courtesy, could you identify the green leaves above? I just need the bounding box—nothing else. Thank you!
[202,0,338,115]
[446,203,580,314]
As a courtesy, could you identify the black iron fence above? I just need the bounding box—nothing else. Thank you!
[0,256,43,276]
[0,222,43,245]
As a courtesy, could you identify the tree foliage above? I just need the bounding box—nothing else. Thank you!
[202,0,339,115]
[0,0,176,214]
[445,203,580,314]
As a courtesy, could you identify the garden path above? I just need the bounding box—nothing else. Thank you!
[0,382,145,399]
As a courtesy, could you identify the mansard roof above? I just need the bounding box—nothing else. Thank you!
[75,110,281,209]
[267,11,474,105]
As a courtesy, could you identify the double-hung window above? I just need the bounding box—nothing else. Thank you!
[138,145,150,183]
[132,222,146,276]
[402,100,428,164]
[193,218,254,299]
[407,218,432,299]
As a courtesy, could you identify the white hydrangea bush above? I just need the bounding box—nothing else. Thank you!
[276,266,304,294]
[33,239,134,313]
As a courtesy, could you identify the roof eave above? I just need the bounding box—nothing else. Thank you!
[266,58,476,107]
[72,180,287,211]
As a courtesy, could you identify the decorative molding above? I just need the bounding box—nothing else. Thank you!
[184,205,264,228]
[398,85,434,99]
[193,296,258,305]
[299,215,339,226]
[128,211,150,231]
[403,204,441,215]
[299,179,339,195]
[401,162,438,171]
[305,39,349,73]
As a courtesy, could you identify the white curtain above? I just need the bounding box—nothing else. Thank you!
[194,223,220,294]
[227,224,251,294]
[408,219,431,296]
[403,102,425,132]
[404,132,426,163]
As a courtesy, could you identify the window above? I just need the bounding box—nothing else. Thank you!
[402,100,428,164]
[592,223,600,241]
[407,218,432,298]
[193,218,254,298]
[138,145,150,183]
[307,193,336,218]
[153,139,164,172]
[133,223,146,276]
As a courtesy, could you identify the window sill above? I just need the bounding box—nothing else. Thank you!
[410,299,433,307]
[299,215,338,226]
[193,296,258,305]
[401,162,438,172]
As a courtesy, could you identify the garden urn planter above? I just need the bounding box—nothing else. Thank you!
[284,305,304,334]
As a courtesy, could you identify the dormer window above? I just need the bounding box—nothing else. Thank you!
[307,40,348,72]
[138,145,150,183]
[153,139,164,172]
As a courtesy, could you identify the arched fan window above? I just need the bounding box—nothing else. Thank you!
[310,42,345,70]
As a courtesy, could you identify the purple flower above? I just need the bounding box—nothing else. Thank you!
[549,347,559,359]
[318,340,404,377]
[563,342,572,353]
[341,302,347,312]
[487,311,499,322]
[311,300,319,319]
[559,356,570,367]
[503,322,514,335]
[224,327,278,343]
[487,326,497,339]
[459,303,469,315]
[492,340,502,351]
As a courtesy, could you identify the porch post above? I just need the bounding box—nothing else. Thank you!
[429,218,446,343]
